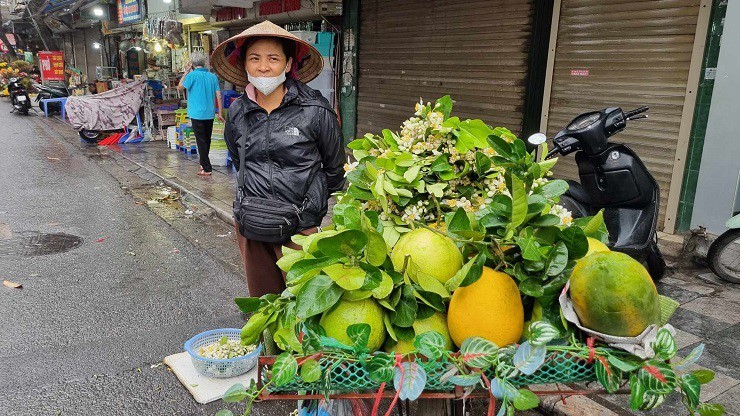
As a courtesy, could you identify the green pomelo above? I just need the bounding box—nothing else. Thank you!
[385,312,454,353]
[390,228,463,283]
[570,251,660,337]
[320,298,386,352]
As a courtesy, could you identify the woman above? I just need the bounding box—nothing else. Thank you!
[213,21,345,298]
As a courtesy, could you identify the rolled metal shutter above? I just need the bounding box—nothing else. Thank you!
[545,0,702,228]
[357,0,534,137]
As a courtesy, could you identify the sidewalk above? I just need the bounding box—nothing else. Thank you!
[38,115,740,416]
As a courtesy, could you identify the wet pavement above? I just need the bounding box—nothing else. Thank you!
[5,108,739,416]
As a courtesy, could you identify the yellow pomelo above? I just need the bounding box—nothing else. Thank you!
[447,267,524,347]
[585,237,610,257]
[320,298,386,352]
[570,251,660,337]
[391,228,463,283]
[385,312,454,353]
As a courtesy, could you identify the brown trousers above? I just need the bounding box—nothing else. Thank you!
[234,221,317,298]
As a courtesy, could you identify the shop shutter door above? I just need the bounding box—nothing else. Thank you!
[357,0,534,138]
[545,0,702,228]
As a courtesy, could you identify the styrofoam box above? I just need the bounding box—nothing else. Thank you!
[290,31,318,43]
[209,150,229,167]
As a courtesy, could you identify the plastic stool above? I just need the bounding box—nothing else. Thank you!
[41,97,68,119]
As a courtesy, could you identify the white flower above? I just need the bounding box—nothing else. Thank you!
[343,160,359,177]
[550,204,573,227]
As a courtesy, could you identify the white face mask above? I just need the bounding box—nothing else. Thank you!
[248,69,286,96]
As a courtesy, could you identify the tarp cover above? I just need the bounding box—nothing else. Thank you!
[65,80,146,131]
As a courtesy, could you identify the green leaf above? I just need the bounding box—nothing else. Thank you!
[508,175,527,230]
[513,341,546,375]
[364,229,388,267]
[528,321,559,346]
[414,289,446,312]
[513,389,540,410]
[427,183,447,198]
[408,263,450,299]
[519,278,544,297]
[403,165,421,182]
[222,383,248,402]
[538,158,558,175]
[444,254,484,292]
[680,373,701,409]
[295,275,343,318]
[323,264,366,291]
[215,410,234,416]
[394,362,428,401]
[528,214,561,227]
[675,344,705,370]
[456,119,492,151]
[316,230,367,257]
[367,353,395,383]
[460,336,498,369]
[559,226,589,259]
[272,353,298,387]
[393,285,418,327]
[414,331,447,360]
[629,374,646,410]
[395,153,414,167]
[435,95,453,119]
[394,325,415,341]
[698,403,726,416]
[544,241,568,277]
[692,369,715,385]
[300,358,322,383]
[448,373,481,387]
[372,272,394,299]
[607,354,643,372]
[234,297,261,314]
[539,180,569,199]
[416,304,436,320]
[487,134,513,160]
[652,328,678,360]
[516,235,542,262]
[480,213,508,229]
[448,208,471,232]
[638,362,677,395]
[346,323,371,349]
[639,392,667,411]
[474,152,492,174]
[287,257,339,283]
[582,210,608,242]
[595,358,622,393]
[384,313,397,341]
[276,247,307,272]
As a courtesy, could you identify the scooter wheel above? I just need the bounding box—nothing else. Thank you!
[707,228,740,284]
[646,242,666,281]
[79,130,103,143]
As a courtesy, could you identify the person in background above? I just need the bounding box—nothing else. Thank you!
[178,51,224,176]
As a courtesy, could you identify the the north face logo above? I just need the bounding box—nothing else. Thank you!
[285,126,300,137]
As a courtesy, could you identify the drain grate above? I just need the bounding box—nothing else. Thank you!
[0,232,83,257]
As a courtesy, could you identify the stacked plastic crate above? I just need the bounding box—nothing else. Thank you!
[209,118,229,166]
[306,31,336,106]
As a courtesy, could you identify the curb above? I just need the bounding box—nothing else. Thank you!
[110,150,235,226]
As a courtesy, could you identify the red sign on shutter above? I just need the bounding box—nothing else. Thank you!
[570,69,589,77]
[259,0,301,16]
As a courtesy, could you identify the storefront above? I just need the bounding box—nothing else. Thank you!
[356,0,535,138]
[540,0,711,231]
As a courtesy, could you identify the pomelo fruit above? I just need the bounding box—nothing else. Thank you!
[391,228,462,284]
[320,298,386,352]
[385,312,454,353]
[447,267,524,347]
[570,251,660,337]
[585,237,610,257]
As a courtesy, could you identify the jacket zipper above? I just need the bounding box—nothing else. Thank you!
[265,113,276,197]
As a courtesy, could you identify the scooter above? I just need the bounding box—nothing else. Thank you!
[707,214,740,283]
[529,106,666,280]
[32,80,70,113]
[8,77,31,115]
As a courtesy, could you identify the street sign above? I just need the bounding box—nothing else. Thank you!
[38,51,65,83]
[118,0,141,23]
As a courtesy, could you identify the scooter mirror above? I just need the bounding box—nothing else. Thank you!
[527,133,547,146]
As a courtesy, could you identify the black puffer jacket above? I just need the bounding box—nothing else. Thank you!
[225,78,345,230]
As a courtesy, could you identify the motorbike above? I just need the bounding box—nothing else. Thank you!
[8,77,31,115]
[528,106,666,280]
[706,214,740,283]
[32,80,70,114]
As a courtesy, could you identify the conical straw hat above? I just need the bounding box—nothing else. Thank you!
[211,20,324,87]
